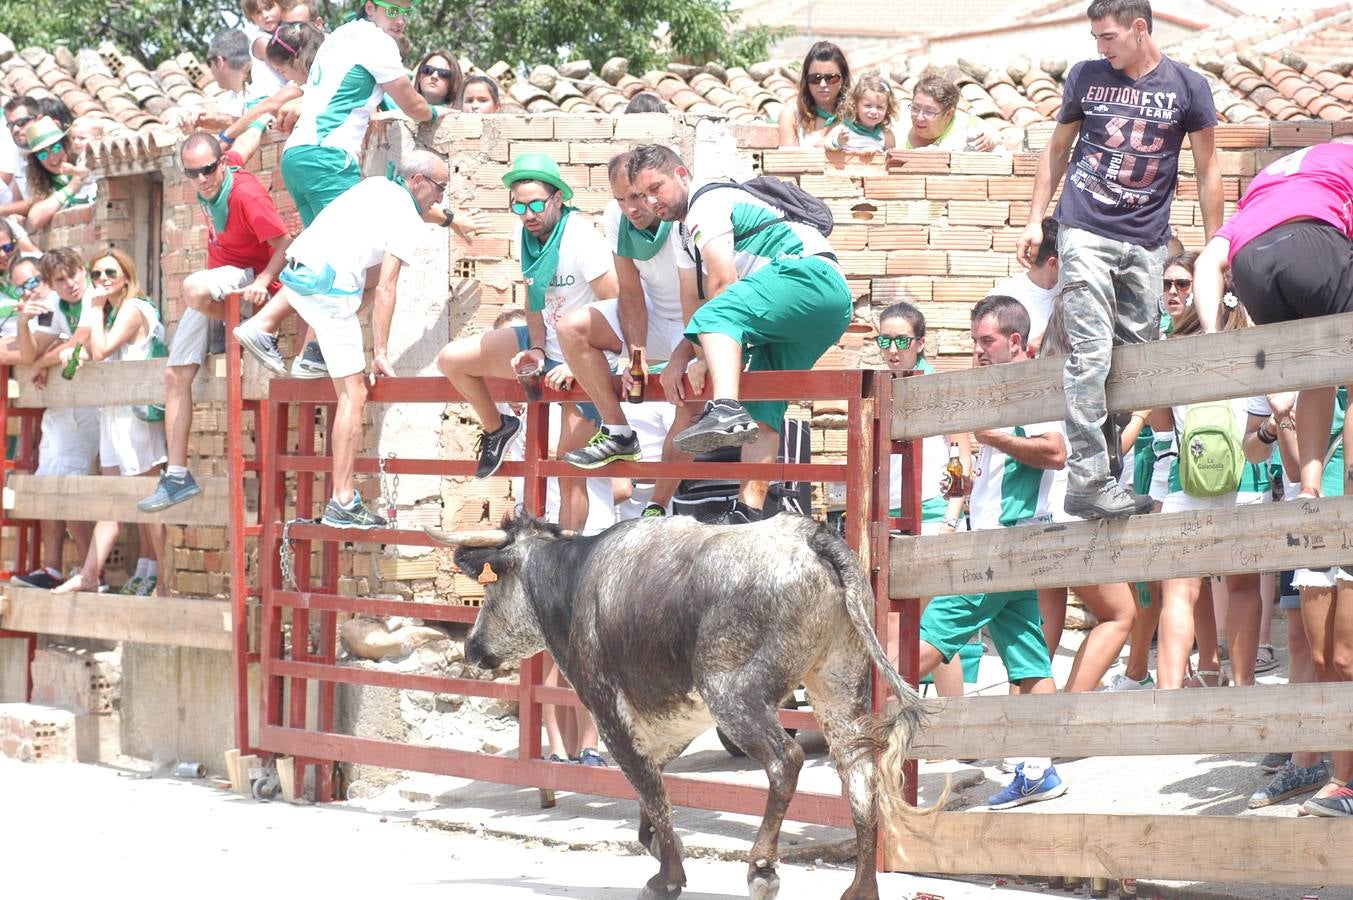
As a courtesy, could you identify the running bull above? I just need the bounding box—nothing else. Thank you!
[429,511,928,900]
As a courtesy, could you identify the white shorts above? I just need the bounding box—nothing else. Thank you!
[593,299,685,363]
[99,406,168,476]
[167,266,255,367]
[1294,567,1353,589]
[1236,491,1267,506]
[287,289,364,378]
[35,407,100,476]
[1160,490,1238,514]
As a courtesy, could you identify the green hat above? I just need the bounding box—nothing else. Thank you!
[22,116,66,155]
[502,152,574,201]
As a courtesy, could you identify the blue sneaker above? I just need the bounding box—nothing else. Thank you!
[987,763,1067,809]
[137,470,202,512]
[578,748,608,768]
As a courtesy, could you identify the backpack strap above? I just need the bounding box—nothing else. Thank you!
[683,180,789,301]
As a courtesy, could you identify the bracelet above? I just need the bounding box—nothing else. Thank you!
[1256,425,1277,445]
[943,517,960,529]
[530,346,545,357]
[429,105,441,125]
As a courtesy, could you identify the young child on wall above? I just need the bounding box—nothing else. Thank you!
[824,72,898,153]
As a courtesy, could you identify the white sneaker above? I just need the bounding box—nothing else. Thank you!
[1106,672,1154,691]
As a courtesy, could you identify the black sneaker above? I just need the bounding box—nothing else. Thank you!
[474,414,522,479]
[11,568,61,589]
[641,503,666,518]
[563,428,642,469]
[716,500,761,526]
[1063,482,1154,520]
[673,399,758,454]
[320,491,387,529]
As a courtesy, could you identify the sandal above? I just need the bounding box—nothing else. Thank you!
[1300,778,1349,816]
[1184,668,1230,688]
[1255,643,1279,674]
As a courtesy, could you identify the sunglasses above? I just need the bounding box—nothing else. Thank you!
[18,275,41,293]
[1163,278,1193,291]
[369,0,411,17]
[184,158,222,179]
[422,173,448,194]
[876,334,916,350]
[35,142,64,162]
[807,72,842,85]
[8,115,34,131]
[91,267,122,280]
[0,241,14,254]
[511,198,550,215]
[269,27,299,56]
[420,64,455,80]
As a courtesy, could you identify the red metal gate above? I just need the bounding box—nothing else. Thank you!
[244,367,920,829]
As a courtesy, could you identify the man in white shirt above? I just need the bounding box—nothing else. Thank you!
[234,149,452,529]
[557,150,692,472]
[993,216,1059,353]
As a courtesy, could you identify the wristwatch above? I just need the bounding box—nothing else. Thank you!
[943,516,960,529]
[441,208,454,228]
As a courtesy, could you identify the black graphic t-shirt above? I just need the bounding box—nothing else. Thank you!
[1054,57,1217,249]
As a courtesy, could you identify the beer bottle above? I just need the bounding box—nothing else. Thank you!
[626,349,644,403]
[61,343,83,381]
[943,441,965,498]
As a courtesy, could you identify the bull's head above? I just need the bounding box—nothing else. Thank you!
[426,512,565,670]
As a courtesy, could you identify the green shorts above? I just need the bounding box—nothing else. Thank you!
[920,588,1052,683]
[281,145,363,226]
[685,255,850,431]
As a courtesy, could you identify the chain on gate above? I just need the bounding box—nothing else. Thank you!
[279,452,399,590]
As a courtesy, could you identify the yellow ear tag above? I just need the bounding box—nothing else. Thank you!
[477,563,498,584]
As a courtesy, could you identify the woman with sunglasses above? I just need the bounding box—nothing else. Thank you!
[22,116,96,231]
[878,302,972,696]
[892,73,997,153]
[776,41,850,148]
[414,49,462,107]
[1159,251,1195,334]
[53,250,168,597]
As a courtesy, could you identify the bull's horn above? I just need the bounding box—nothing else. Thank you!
[423,527,508,547]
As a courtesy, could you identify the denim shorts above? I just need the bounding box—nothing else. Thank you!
[512,325,601,426]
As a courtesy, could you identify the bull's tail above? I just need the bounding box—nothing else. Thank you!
[811,525,939,823]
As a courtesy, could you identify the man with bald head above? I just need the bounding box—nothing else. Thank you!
[234,148,485,528]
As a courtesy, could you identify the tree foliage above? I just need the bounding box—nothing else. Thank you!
[0,0,786,72]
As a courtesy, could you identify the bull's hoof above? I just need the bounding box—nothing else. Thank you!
[637,874,683,899]
[748,865,780,900]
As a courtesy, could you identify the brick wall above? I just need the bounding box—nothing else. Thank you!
[23,116,1321,603]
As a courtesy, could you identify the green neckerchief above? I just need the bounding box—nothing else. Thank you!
[913,356,934,374]
[385,163,419,211]
[845,119,884,140]
[198,164,236,233]
[0,281,19,302]
[814,105,839,128]
[615,217,671,262]
[59,296,82,335]
[520,207,575,312]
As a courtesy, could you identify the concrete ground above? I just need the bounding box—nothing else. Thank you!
[3,613,1346,899]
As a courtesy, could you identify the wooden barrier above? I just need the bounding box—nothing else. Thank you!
[0,586,231,651]
[892,310,1353,440]
[910,681,1353,758]
[5,474,234,526]
[10,356,270,409]
[888,813,1353,884]
[891,493,1353,597]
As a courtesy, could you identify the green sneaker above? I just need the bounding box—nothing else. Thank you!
[563,428,642,469]
[135,575,158,596]
[641,503,666,517]
[120,576,143,595]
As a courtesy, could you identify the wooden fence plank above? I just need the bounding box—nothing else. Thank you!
[11,356,270,409]
[0,586,231,651]
[890,493,1353,597]
[886,811,1353,884]
[7,474,234,526]
[909,681,1353,758]
[891,310,1353,440]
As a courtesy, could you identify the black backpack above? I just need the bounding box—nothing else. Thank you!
[684,178,834,299]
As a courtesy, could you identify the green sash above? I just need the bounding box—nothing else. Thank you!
[198,164,236,233]
[814,105,839,127]
[615,218,671,262]
[845,119,884,141]
[520,207,575,312]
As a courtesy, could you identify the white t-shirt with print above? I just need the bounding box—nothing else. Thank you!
[518,213,613,361]
[993,272,1057,342]
[674,183,836,280]
[601,200,684,323]
[968,421,1062,531]
[285,177,423,294]
[285,19,406,160]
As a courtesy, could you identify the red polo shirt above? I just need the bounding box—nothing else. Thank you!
[203,151,288,273]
